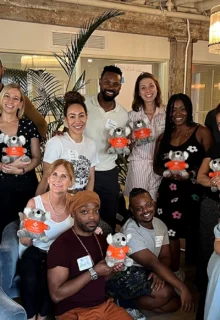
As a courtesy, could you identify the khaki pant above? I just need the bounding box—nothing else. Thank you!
[56,299,132,320]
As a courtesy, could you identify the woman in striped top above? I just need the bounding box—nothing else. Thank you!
[124,73,166,201]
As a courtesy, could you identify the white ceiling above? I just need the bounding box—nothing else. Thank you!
[106,0,219,15]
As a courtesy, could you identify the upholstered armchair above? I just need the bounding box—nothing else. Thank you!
[0,220,20,298]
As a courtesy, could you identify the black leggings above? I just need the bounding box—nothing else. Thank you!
[19,246,52,318]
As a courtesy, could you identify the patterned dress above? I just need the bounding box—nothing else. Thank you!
[0,118,40,239]
[156,125,205,242]
[124,106,166,200]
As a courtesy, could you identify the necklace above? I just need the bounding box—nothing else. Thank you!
[72,228,104,265]
[48,192,67,217]
[0,119,18,124]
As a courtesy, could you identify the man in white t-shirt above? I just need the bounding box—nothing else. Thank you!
[84,66,128,229]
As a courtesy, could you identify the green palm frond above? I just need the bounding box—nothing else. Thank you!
[28,70,62,117]
[54,9,124,91]
[3,68,28,96]
[29,70,61,103]
[72,70,89,92]
[46,119,64,140]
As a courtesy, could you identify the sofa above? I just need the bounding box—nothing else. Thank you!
[0,220,20,298]
[0,287,27,320]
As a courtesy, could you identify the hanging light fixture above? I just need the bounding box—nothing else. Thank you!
[209,5,220,54]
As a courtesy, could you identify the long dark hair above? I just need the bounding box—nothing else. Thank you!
[132,72,162,112]
[162,93,195,143]
[215,103,220,115]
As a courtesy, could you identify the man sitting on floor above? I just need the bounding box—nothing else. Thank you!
[47,190,133,320]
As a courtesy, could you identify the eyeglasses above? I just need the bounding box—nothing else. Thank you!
[101,79,121,89]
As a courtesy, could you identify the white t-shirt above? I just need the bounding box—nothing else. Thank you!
[43,133,99,190]
[121,217,169,267]
[84,95,128,171]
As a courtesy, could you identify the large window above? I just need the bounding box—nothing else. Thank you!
[191,64,220,124]
[0,52,72,95]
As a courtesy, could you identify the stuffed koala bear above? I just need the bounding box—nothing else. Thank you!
[105,232,134,270]
[163,150,189,179]
[130,119,153,146]
[209,158,220,192]
[107,127,130,155]
[17,207,51,243]
[2,135,31,164]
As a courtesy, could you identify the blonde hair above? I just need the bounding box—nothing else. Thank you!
[0,83,25,119]
[47,159,74,185]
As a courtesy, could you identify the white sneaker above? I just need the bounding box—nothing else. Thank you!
[126,308,147,320]
[174,269,185,282]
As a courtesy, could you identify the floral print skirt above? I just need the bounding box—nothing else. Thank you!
[156,178,202,240]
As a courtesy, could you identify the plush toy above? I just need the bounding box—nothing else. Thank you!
[17,207,51,242]
[209,158,220,192]
[163,150,189,179]
[2,135,31,164]
[105,232,134,270]
[131,119,153,146]
[107,127,130,155]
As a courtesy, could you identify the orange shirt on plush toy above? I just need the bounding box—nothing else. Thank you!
[134,128,151,140]
[5,146,26,157]
[109,137,129,148]
[165,160,188,171]
[209,171,220,178]
[106,244,130,260]
[24,219,49,234]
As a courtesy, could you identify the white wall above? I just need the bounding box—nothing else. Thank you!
[193,41,220,64]
[0,19,170,61]
[1,19,219,65]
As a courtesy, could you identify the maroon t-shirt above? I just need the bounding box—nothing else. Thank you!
[47,228,108,316]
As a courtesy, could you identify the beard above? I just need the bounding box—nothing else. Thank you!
[101,89,119,102]
[79,221,99,233]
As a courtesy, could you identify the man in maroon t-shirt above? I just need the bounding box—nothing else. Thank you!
[47,191,132,320]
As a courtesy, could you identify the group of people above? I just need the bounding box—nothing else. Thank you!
[0,59,220,320]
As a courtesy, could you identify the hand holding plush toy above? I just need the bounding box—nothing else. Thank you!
[209,158,220,192]
[105,232,134,270]
[2,135,31,164]
[163,150,189,179]
[107,127,130,155]
[17,207,51,243]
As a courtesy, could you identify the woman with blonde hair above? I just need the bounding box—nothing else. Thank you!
[19,159,75,320]
[0,83,41,240]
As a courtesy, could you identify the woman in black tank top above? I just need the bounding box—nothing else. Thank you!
[153,93,212,277]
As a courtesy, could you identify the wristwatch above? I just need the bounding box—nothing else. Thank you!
[89,267,98,280]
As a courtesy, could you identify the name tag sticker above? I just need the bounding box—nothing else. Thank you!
[155,236,164,247]
[77,255,93,271]
[68,150,79,161]
[105,119,117,130]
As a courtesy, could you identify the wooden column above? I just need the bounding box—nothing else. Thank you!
[169,37,196,98]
